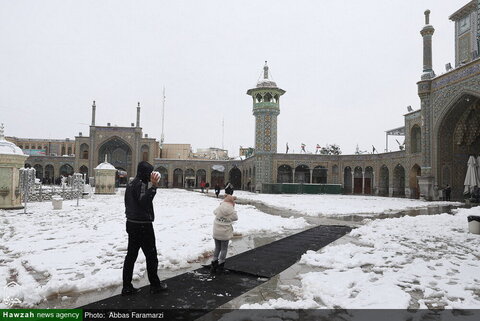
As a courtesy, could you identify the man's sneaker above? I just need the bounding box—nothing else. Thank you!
[121,286,140,296]
[150,282,168,294]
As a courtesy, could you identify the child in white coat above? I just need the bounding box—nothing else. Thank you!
[210,194,238,273]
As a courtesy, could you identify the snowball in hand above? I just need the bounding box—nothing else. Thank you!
[151,171,161,184]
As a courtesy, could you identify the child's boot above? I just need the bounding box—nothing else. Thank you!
[210,260,219,274]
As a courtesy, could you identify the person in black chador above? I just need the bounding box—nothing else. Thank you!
[225,181,234,195]
[122,161,167,295]
[214,184,221,198]
[444,184,452,201]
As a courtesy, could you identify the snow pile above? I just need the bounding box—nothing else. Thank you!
[0,189,308,307]
[234,191,459,216]
[242,207,480,309]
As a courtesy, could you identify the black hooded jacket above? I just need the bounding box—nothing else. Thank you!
[125,161,157,222]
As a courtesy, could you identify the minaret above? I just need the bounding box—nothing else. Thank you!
[91,100,96,126]
[420,10,435,80]
[246,62,286,191]
[136,102,141,127]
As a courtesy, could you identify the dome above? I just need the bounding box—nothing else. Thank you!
[256,61,278,88]
[0,124,24,156]
[256,79,278,88]
[95,161,116,170]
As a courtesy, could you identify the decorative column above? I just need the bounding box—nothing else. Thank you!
[418,9,436,200]
[309,169,313,184]
[361,171,365,194]
[292,168,296,183]
[351,169,354,194]
[372,171,376,195]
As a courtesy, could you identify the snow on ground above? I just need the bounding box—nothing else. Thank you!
[241,207,480,309]
[234,191,460,216]
[0,189,308,308]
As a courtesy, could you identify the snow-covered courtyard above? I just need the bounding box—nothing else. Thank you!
[0,189,472,309]
[233,191,460,217]
[0,189,307,308]
[240,206,480,309]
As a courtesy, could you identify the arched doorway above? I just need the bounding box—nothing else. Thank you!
[437,95,480,200]
[60,164,74,177]
[312,166,327,184]
[295,165,310,183]
[364,166,373,194]
[185,169,195,188]
[34,164,43,180]
[277,165,293,183]
[393,164,406,197]
[344,167,352,194]
[353,166,363,194]
[196,169,206,188]
[45,165,54,184]
[229,167,242,189]
[155,166,168,187]
[211,170,225,187]
[409,164,421,199]
[79,165,89,183]
[379,165,389,196]
[98,137,132,178]
[173,169,183,188]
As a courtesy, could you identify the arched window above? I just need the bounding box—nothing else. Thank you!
[141,145,150,162]
[80,143,89,159]
[264,93,272,102]
[411,126,421,153]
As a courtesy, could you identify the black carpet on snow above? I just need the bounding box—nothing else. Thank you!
[224,225,352,278]
[80,225,352,319]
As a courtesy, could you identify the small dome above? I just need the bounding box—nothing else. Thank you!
[0,124,24,156]
[256,61,278,88]
[256,79,278,88]
[95,162,116,170]
[0,139,24,155]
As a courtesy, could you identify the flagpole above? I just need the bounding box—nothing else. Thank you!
[160,86,166,157]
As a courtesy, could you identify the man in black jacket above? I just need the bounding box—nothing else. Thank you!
[122,161,167,295]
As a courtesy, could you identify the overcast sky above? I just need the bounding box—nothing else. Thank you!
[0,0,469,156]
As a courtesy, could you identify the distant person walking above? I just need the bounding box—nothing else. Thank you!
[205,182,210,193]
[214,184,221,198]
[210,195,238,273]
[445,184,452,201]
[225,182,234,195]
[122,161,167,295]
[200,180,206,193]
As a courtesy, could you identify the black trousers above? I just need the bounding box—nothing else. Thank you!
[122,221,161,288]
